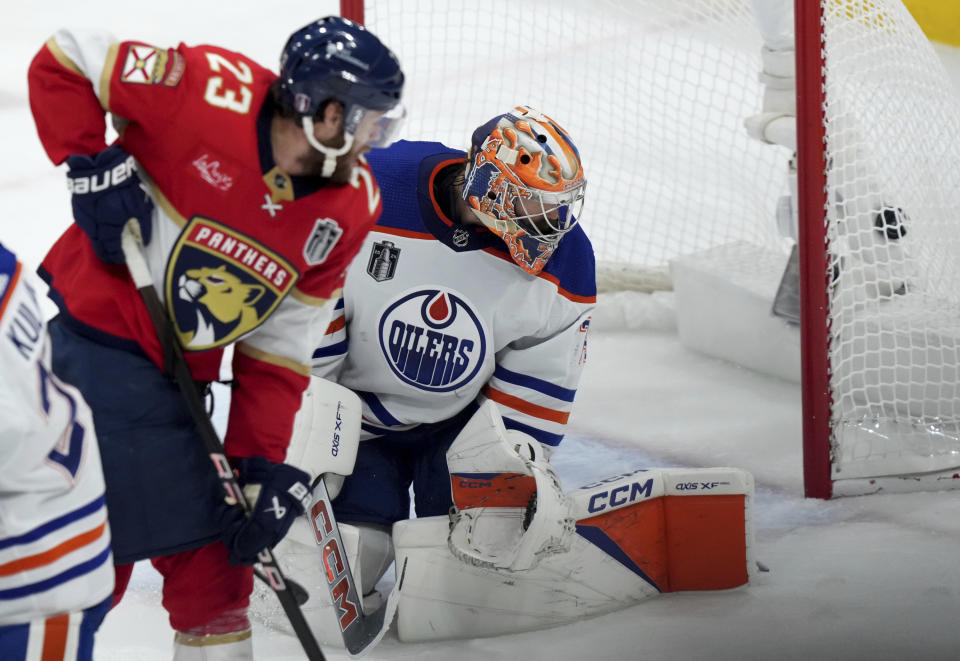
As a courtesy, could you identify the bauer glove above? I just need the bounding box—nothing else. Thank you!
[65,144,154,264]
[222,456,312,566]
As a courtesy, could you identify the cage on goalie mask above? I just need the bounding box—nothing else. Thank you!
[462,106,586,275]
[278,16,406,150]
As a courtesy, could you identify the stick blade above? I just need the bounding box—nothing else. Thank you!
[306,480,398,658]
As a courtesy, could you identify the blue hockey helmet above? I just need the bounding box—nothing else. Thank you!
[278,16,405,156]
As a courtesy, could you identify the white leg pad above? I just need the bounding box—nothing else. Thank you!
[344,524,394,597]
[393,467,754,642]
[393,516,660,642]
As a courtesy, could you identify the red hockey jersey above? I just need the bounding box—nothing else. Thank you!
[28,30,383,460]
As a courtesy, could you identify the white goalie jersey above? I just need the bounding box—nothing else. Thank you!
[0,243,113,625]
[311,140,597,448]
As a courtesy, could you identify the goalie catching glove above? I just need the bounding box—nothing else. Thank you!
[66,144,153,264]
[446,401,573,572]
[222,456,312,566]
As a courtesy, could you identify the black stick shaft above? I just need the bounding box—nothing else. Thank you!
[121,222,325,660]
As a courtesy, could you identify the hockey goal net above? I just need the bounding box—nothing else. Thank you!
[342,0,960,498]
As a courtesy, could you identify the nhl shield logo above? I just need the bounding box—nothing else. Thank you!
[166,217,299,351]
[303,218,343,266]
[452,228,470,248]
[367,240,400,282]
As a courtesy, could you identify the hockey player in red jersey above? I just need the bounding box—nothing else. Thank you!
[27,16,403,659]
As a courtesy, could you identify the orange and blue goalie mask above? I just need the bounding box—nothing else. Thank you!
[462,106,586,275]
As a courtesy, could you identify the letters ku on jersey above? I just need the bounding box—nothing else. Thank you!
[0,244,113,625]
[28,31,382,460]
[313,140,598,449]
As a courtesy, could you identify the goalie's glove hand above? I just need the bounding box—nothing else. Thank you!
[222,457,312,566]
[65,144,153,264]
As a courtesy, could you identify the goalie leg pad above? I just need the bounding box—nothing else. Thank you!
[394,515,660,642]
[393,467,753,641]
[341,523,394,597]
[570,467,754,592]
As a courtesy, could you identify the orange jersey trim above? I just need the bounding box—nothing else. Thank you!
[325,315,346,335]
[0,261,22,322]
[0,521,107,577]
[41,613,70,661]
[483,386,570,424]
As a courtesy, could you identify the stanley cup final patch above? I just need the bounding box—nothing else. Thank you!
[303,218,343,266]
[165,217,299,351]
[367,240,400,282]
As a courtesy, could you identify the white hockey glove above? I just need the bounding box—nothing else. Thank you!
[285,376,362,498]
[445,401,573,572]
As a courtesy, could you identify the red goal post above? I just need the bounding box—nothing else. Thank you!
[794,1,830,498]
[343,0,960,499]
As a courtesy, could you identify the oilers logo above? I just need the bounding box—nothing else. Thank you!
[378,288,487,392]
[166,217,299,351]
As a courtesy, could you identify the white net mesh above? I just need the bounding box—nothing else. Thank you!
[360,0,960,493]
[821,1,960,487]
[362,0,793,292]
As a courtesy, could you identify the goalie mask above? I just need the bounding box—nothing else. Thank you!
[462,106,586,275]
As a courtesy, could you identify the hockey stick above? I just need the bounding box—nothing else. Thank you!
[120,221,326,661]
[306,477,399,657]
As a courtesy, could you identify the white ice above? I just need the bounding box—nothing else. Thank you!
[3,1,960,660]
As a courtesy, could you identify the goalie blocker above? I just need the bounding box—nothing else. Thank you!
[393,401,755,641]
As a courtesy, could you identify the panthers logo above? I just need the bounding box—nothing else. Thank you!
[177,265,266,347]
[166,217,298,351]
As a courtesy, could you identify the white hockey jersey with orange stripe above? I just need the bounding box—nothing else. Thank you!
[311,141,596,447]
[0,243,113,625]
